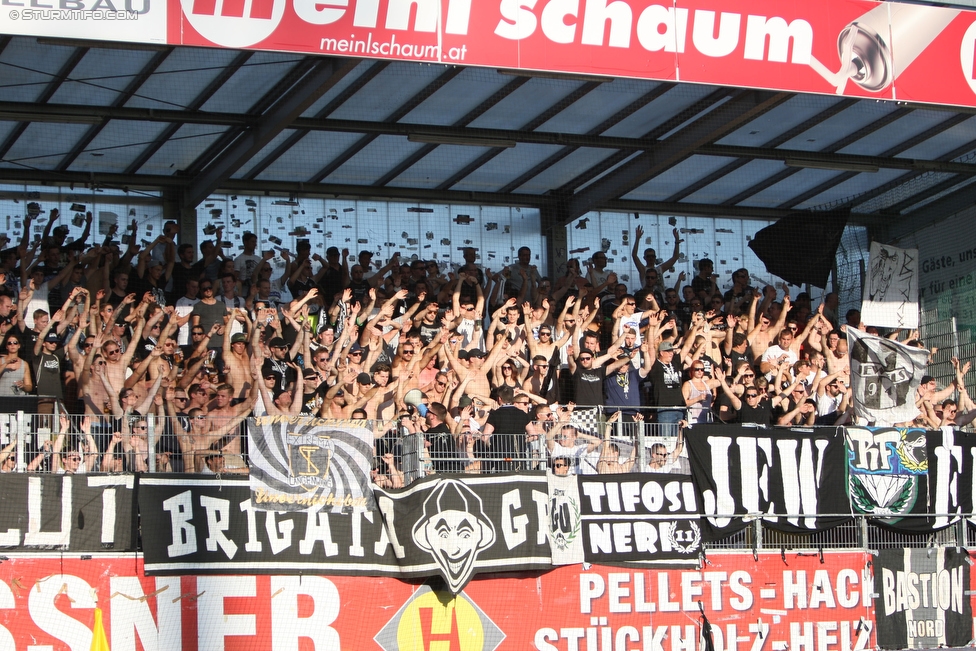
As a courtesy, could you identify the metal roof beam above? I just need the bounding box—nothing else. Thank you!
[7,101,975,176]
[720,107,913,206]
[54,48,173,172]
[565,90,792,221]
[664,99,858,203]
[775,113,975,211]
[306,65,464,184]
[0,45,88,161]
[124,50,254,175]
[497,82,675,195]
[243,60,389,180]
[550,89,734,198]
[183,57,359,209]
[436,81,606,191]
[373,76,530,187]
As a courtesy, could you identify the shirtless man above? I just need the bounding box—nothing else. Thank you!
[523,355,557,402]
[747,288,790,363]
[221,312,253,400]
[100,306,151,396]
[632,225,683,286]
[445,337,505,400]
[207,382,252,454]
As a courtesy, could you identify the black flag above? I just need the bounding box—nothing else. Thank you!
[748,207,850,288]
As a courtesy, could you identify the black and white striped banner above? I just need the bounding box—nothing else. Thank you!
[247,416,376,513]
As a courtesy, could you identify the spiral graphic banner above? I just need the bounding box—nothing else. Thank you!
[247,416,376,513]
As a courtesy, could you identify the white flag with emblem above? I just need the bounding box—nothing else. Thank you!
[847,328,929,426]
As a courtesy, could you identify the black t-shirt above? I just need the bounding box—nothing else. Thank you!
[572,364,606,407]
[426,423,461,473]
[483,406,532,470]
[418,316,441,346]
[692,274,712,298]
[715,392,737,423]
[317,266,344,305]
[262,356,296,392]
[170,261,205,305]
[737,400,771,426]
[728,348,751,375]
[348,279,370,306]
[34,350,64,399]
[649,360,683,408]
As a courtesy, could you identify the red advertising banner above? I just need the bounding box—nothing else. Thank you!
[0,552,897,651]
[166,0,976,108]
[3,0,976,107]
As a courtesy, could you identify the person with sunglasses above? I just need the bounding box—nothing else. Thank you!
[52,415,99,474]
[545,423,602,475]
[190,278,229,364]
[170,399,254,473]
[646,428,686,474]
[0,332,32,396]
[682,359,720,424]
[714,368,789,426]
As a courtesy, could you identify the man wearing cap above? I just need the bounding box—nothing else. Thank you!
[300,367,327,415]
[567,344,620,408]
[462,347,493,392]
[222,324,253,400]
[134,252,172,308]
[191,278,229,358]
[649,341,684,431]
[262,336,295,392]
[33,330,65,407]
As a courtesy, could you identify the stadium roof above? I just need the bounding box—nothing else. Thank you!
[2,35,975,238]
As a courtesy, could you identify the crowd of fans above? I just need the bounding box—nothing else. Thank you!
[0,209,966,481]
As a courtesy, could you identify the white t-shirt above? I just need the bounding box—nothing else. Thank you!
[816,391,844,417]
[233,253,262,283]
[175,296,199,346]
[24,280,52,329]
[761,344,798,380]
[550,442,599,475]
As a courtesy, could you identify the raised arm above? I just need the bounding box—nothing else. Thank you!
[659,228,683,273]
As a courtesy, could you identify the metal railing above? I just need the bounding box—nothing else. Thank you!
[1,411,973,552]
[0,409,692,477]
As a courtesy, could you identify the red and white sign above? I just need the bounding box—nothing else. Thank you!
[0,552,898,651]
[4,0,976,107]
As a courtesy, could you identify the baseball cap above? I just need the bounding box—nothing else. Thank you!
[231,333,247,344]
[44,332,60,343]
[658,341,674,352]
[268,337,287,348]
